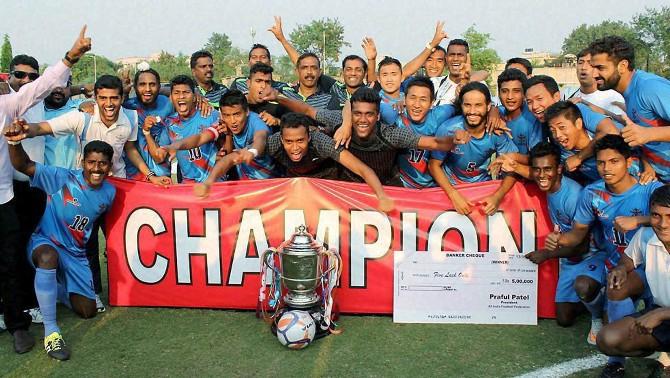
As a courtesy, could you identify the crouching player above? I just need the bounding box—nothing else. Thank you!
[597,185,670,377]
[6,138,116,360]
[524,141,607,343]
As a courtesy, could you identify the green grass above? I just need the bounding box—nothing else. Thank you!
[0,241,662,377]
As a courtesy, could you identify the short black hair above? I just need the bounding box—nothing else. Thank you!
[170,75,195,93]
[545,101,582,125]
[433,45,447,56]
[595,134,632,159]
[248,62,273,79]
[341,55,367,74]
[350,86,381,113]
[497,68,527,89]
[650,185,670,209]
[83,140,114,162]
[523,75,559,95]
[296,52,320,69]
[576,48,590,60]
[190,50,213,69]
[447,39,469,53]
[219,89,248,111]
[94,75,123,96]
[133,68,161,88]
[405,76,435,101]
[10,54,39,72]
[377,56,402,72]
[588,36,635,70]
[248,43,271,61]
[529,141,561,165]
[280,112,315,133]
[505,57,532,75]
[455,81,491,108]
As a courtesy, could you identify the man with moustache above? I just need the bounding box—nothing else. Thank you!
[589,36,670,183]
[428,82,520,215]
[190,50,228,109]
[328,55,367,108]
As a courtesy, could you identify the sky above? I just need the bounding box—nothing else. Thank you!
[2,0,666,66]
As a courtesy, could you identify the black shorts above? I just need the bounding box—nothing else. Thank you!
[632,306,670,351]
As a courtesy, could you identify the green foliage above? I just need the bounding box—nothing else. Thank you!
[289,18,350,72]
[273,55,298,83]
[633,7,670,77]
[561,20,643,56]
[461,26,502,73]
[70,53,119,83]
[151,51,191,82]
[1,34,12,72]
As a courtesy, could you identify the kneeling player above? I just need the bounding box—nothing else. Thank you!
[597,185,670,377]
[525,142,607,343]
[7,139,116,360]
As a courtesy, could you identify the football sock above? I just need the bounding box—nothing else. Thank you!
[583,288,605,319]
[606,298,635,366]
[35,268,60,337]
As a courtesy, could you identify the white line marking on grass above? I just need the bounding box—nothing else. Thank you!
[515,354,608,378]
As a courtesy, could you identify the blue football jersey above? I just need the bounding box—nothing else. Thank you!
[30,163,115,257]
[500,103,543,155]
[232,112,279,179]
[44,99,83,169]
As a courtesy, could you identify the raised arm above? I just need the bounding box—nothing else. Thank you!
[3,119,54,142]
[268,16,300,65]
[362,37,377,84]
[6,135,36,177]
[194,151,242,198]
[402,21,449,79]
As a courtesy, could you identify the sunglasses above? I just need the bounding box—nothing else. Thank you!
[11,71,40,81]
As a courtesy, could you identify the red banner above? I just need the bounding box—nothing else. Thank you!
[106,178,558,318]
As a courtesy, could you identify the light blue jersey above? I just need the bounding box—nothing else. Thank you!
[232,112,279,179]
[623,70,670,182]
[29,163,115,258]
[122,95,173,179]
[500,103,543,155]
[162,109,221,183]
[574,180,662,269]
[44,99,83,169]
[432,116,518,184]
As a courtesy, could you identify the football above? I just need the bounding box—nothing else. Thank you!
[276,310,316,349]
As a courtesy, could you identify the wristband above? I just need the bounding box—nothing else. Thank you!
[248,148,259,158]
[6,140,21,146]
[145,171,156,182]
[142,129,151,136]
[425,43,436,52]
[64,51,80,65]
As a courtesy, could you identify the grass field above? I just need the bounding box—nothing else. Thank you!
[0,245,662,377]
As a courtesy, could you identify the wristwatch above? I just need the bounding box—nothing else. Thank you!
[64,51,79,65]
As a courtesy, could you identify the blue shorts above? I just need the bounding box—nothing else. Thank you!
[555,253,607,303]
[27,235,96,300]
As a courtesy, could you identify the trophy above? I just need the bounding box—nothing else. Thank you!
[259,225,342,344]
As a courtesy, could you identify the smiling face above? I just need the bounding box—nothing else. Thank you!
[297,56,321,89]
[548,114,584,151]
[135,72,160,106]
[596,148,631,186]
[281,126,310,162]
[220,104,248,135]
[651,204,670,245]
[95,88,122,125]
[446,44,467,77]
[461,90,490,129]
[405,85,432,123]
[590,52,622,91]
[343,58,365,89]
[378,63,402,95]
[82,151,112,188]
[531,155,562,193]
[351,101,380,139]
[499,79,524,114]
[424,49,446,78]
[170,84,196,118]
[525,83,560,123]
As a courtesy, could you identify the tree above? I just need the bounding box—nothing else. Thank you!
[289,18,350,74]
[633,7,670,77]
[561,20,648,59]
[1,34,12,72]
[70,53,119,83]
[151,51,191,82]
[462,26,501,72]
[274,55,298,84]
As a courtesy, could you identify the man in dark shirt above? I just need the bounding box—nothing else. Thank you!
[194,112,394,212]
[229,43,298,99]
[245,63,290,131]
[190,50,228,109]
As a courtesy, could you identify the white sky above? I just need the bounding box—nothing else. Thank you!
[2,0,666,65]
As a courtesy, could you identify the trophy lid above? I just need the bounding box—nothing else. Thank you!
[285,225,317,253]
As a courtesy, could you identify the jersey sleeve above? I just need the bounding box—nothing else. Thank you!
[433,104,457,124]
[380,102,399,125]
[30,163,70,195]
[577,103,607,134]
[430,121,454,161]
[496,134,519,154]
[527,119,544,152]
[624,227,648,269]
[381,124,421,149]
[123,109,139,142]
[265,133,282,157]
[573,188,596,226]
[122,97,140,110]
[641,79,670,122]
[315,109,343,131]
[311,132,344,162]
[48,110,86,137]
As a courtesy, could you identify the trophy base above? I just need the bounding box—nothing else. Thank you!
[271,305,336,341]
